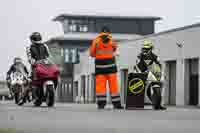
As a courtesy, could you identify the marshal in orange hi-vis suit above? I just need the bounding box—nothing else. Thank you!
[89,27,122,109]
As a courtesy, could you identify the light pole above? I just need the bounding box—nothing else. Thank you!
[176,42,184,64]
[176,42,185,105]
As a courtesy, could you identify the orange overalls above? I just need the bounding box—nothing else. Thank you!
[89,32,121,107]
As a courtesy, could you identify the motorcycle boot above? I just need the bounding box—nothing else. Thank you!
[158,105,167,110]
[113,101,124,110]
[97,101,106,109]
[152,87,166,110]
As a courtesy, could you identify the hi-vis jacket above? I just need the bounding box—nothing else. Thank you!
[89,33,118,75]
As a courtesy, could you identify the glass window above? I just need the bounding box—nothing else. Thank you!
[78,26,82,32]
[61,48,64,56]
[69,25,73,32]
[67,19,90,32]
[80,25,88,32]
[69,24,77,32]
[64,48,79,63]
[65,49,69,62]
[69,83,72,94]
[71,49,76,63]
[83,26,88,32]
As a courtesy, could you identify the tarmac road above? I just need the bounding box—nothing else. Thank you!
[0,101,200,133]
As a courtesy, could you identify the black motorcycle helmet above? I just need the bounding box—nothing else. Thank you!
[30,32,42,44]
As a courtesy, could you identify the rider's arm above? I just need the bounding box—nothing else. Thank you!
[26,46,36,65]
[156,57,162,68]
[134,55,142,73]
[44,44,50,58]
[136,54,142,65]
[6,65,14,79]
[155,56,162,69]
[151,52,162,68]
[23,65,29,75]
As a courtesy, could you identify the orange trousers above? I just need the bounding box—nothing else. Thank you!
[96,73,119,96]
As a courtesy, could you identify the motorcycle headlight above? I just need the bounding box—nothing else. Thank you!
[18,80,23,84]
[11,80,16,85]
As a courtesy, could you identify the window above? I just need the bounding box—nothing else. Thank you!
[68,19,91,33]
[78,25,88,32]
[71,49,76,63]
[61,48,64,56]
[83,26,88,32]
[64,48,80,63]
[65,49,69,62]
[69,83,72,94]
[69,24,77,32]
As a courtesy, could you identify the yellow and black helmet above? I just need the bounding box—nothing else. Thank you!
[143,40,153,49]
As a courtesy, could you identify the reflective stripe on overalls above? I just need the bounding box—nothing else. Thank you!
[95,58,117,75]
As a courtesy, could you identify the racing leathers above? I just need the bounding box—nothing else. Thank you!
[6,63,29,97]
[26,43,50,65]
[134,52,166,110]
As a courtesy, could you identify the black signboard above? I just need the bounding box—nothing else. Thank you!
[126,73,147,109]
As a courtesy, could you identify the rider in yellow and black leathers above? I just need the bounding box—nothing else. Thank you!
[135,40,166,110]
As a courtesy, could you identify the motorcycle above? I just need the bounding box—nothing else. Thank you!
[9,71,27,105]
[31,59,59,107]
[134,62,163,109]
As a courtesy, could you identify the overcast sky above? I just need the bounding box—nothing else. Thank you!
[0,0,199,79]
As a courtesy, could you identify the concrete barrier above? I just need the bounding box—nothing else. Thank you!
[0,88,9,96]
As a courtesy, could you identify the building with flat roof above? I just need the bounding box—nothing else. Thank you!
[53,13,160,35]
[47,13,161,102]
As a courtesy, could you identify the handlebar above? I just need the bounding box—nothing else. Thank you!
[35,59,54,65]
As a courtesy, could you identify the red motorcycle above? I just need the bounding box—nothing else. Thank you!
[31,59,59,107]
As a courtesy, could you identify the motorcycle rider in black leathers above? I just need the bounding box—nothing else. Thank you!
[26,32,50,66]
[135,40,166,110]
[6,57,29,98]
[26,32,50,104]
